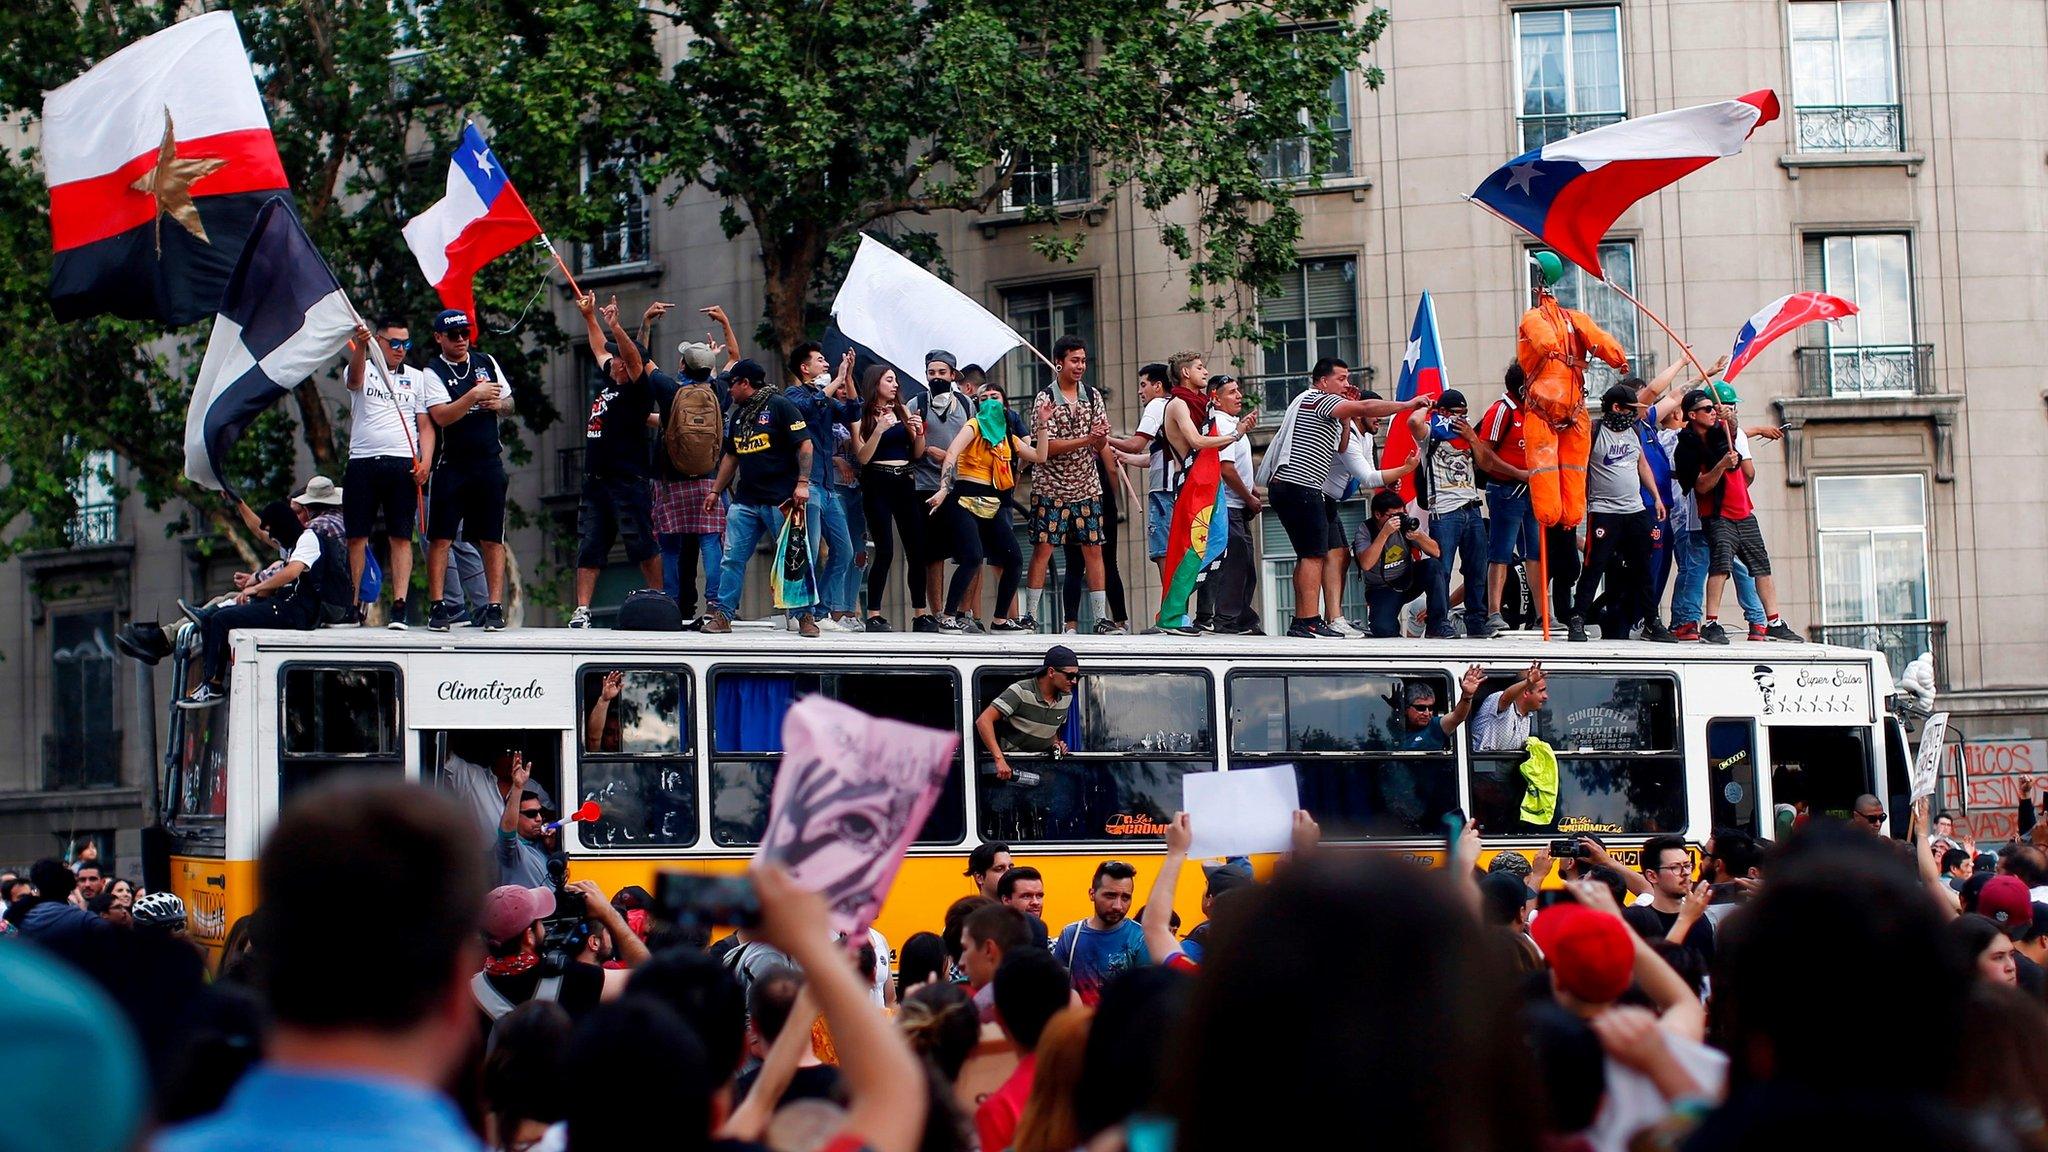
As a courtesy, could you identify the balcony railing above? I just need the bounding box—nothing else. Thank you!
[1518,111,1625,152]
[44,729,123,790]
[1793,103,1903,153]
[1796,344,1934,398]
[1808,620,1947,688]
[67,502,120,546]
[555,448,583,498]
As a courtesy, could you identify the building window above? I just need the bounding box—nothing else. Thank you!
[68,449,119,546]
[1262,37,1353,181]
[1800,234,1920,396]
[1530,242,1638,393]
[49,611,118,789]
[580,150,650,271]
[1003,281,1095,397]
[1257,257,1359,415]
[1515,7,1625,152]
[1813,474,1934,677]
[1002,148,1091,210]
[1789,1,1902,152]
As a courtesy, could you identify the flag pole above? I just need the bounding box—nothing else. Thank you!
[538,233,586,301]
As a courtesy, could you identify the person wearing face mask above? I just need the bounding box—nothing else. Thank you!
[913,350,976,631]
[929,378,1047,631]
[1564,385,1665,643]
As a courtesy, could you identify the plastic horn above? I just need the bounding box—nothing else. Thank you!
[544,800,602,833]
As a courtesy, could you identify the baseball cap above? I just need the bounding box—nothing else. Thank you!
[1682,387,1715,414]
[1530,903,1635,1005]
[433,308,472,334]
[1979,875,2032,930]
[1710,381,1739,405]
[482,885,556,946]
[677,342,717,372]
[1436,388,1468,411]
[925,349,958,370]
[1044,644,1080,672]
[729,358,767,385]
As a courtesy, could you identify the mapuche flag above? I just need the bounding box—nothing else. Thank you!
[184,198,358,494]
[1156,436,1228,630]
[43,12,290,326]
[402,123,542,331]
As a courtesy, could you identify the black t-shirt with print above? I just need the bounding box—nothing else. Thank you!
[585,360,656,479]
[727,393,809,505]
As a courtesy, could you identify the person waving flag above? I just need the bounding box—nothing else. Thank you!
[1380,293,1448,504]
[402,123,543,332]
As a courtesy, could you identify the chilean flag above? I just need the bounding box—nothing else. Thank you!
[1380,293,1447,503]
[1472,90,1780,278]
[402,124,541,330]
[42,12,291,326]
[1725,292,1859,382]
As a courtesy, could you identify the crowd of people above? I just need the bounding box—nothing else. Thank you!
[12,773,2048,1152]
[158,291,1811,686]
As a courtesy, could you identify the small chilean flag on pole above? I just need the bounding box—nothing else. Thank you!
[402,123,544,331]
[1380,292,1447,503]
[1724,292,1858,382]
[42,12,291,326]
[1471,90,1780,278]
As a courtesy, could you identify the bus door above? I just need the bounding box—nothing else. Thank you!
[1748,660,1879,826]
[1705,718,1761,841]
[408,660,576,848]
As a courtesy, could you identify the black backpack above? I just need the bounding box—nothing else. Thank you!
[615,589,683,632]
[308,533,354,624]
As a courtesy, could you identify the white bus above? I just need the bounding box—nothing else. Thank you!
[149,625,1911,956]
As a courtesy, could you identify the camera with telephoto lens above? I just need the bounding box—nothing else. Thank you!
[1548,837,1590,860]
[536,858,592,974]
[1401,515,1421,533]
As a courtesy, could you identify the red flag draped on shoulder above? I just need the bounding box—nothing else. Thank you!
[42,11,291,326]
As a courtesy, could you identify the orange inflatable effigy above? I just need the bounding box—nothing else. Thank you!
[1516,292,1629,527]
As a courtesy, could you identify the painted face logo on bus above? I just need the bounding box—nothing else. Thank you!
[1752,665,1777,714]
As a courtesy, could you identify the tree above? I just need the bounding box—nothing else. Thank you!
[0,0,666,563]
[645,0,1388,359]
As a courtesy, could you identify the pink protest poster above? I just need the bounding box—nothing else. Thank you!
[759,694,959,940]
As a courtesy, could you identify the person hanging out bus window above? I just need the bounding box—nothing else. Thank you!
[929,378,1046,632]
[855,364,928,633]
[178,500,329,709]
[975,646,1080,783]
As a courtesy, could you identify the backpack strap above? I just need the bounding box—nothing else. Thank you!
[471,971,519,1021]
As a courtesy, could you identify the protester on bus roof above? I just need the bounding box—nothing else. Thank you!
[1354,487,1440,639]
[566,293,663,629]
[1054,860,1148,1004]
[1106,361,1173,587]
[1565,384,1667,643]
[1671,383,1802,644]
[1190,372,1263,635]
[928,369,1045,633]
[343,317,433,629]
[784,342,863,633]
[977,947,1075,1152]
[179,500,330,710]
[1405,388,1500,638]
[651,312,734,624]
[959,902,1034,1023]
[703,357,817,636]
[1015,336,1123,634]
[997,865,1052,949]
[422,308,514,632]
[853,362,928,633]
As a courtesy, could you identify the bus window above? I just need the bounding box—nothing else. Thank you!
[1229,671,1458,839]
[972,669,1214,844]
[279,666,402,801]
[709,669,966,847]
[1707,719,1760,839]
[577,668,697,848]
[165,642,229,855]
[1768,726,1873,825]
[1467,674,1685,837]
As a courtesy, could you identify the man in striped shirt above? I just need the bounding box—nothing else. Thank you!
[1263,358,1426,638]
[974,645,1079,781]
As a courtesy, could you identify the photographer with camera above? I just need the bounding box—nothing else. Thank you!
[474,878,650,1025]
[1354,488,1441,639]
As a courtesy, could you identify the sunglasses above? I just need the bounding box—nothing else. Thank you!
[383,337,412,351]
[1407,701,1439,712]
[1864,813,1888,827]
[520,809,544,819]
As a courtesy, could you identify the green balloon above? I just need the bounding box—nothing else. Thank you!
[1532,250,1565,287]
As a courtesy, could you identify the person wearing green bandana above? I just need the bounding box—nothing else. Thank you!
[930,375,1046,631]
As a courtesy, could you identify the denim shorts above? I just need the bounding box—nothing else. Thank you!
[1146,490,1174,559]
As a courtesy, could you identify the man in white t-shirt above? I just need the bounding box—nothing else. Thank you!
[345,319,434,629]
[1195,374,1263,634]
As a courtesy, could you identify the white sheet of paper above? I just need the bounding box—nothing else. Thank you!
[1911,711,1950,803]
[1184,766,1300,859]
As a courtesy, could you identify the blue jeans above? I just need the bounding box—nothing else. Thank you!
[659,531,723,615]
[1673,528,1765,626]
[806,486,856,614]
[835,486,868,612]
[1426,504,1488,636]
[712,502,811,620]
[1365,558,1436,638]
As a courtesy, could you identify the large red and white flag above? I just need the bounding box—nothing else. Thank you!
[43,12,291,325]
[402,123,542,331]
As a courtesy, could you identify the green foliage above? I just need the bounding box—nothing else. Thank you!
[0,0,667,560]
[646,0,1387,355]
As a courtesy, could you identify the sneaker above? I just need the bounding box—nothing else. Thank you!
[1465,614,1497,640]
[912,614,944,634]
[468,606,486,628]
[1215,622,1265,636]
[177,683,224,710]
[1485,612,1511,636]
[1566,616,1589,643]
[1641,620,1679,643]
[798,615,821,638]
[568,606,593,629]
[1163,624,1200,637]
[1700,620,1729,645]
[1089,619,1125,635]
[701,610,733,634]
[482,603,507,632]
[954,616,987,634]
[1013,615,1040,632]
[1326,617,1362,638]
[427,600,465,631]
[1766,621,1806,643]
[387,598,409,630]
[176,597,207,626]
[864,615,893,633]
[1747,623,1769,642]
[330,605,364,627]
[991,618,1029,633]
[1669,621,1701,642]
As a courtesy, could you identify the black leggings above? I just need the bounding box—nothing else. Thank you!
[1064,488,1128,624]
[862,468,927,611]
[945,486,1023,616]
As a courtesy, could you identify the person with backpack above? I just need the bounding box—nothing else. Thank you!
[1022,336,1123,635]
[179,499,331,708]
[1403,390,1499,638]
[566,294,664,628]
[653,335,729,625]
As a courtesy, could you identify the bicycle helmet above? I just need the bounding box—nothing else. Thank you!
[130,892,187,930]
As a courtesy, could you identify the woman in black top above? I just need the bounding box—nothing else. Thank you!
[854,365,927,631]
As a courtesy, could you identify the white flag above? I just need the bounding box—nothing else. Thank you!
[831,234,1026,385]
